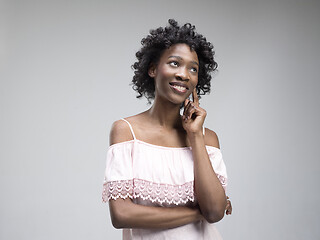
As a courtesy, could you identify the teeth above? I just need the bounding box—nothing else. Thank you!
[172,85,186,91]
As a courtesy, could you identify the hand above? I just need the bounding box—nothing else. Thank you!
[225,196,232,215]
[182,88,207,134]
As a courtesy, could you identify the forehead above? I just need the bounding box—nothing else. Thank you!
[160,43,199,63]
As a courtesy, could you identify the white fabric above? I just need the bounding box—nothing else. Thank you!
[102,125,228,240]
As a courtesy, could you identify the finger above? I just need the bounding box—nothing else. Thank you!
[226,207,232,215]
[187,107,197,120]
[192,88,199,107]
[183,99,189,115]
[184,101,193,120]
[227,201,232,214]
[183,99,191,121]
[185,102,197,120]
[225,202,230,210]
[184,98,189,108]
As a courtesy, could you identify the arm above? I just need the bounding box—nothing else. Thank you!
[182,89,227,223]
[188,130,227,223]
[109,198,202,229]
[107,120,203,229]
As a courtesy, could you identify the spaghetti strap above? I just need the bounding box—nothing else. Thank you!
[121,118,136,140]
[121,117,203,139]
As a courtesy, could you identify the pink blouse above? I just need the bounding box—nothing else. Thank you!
[102,119,228,240]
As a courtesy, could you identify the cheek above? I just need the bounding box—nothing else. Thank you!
[191,77,198,89]
[154,67,171,88]
[158,66,173,78]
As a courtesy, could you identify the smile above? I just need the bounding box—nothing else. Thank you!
[169,82,188,93]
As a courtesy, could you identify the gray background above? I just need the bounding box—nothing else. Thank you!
[1,0,319,239]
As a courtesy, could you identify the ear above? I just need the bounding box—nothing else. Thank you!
[148,63,157,78]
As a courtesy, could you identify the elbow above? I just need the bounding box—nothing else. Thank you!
[111,216,124,229]
[204,197,228,223]
[109,201,130,229]
[110,206,133,229]
[110,212,125,229]
[202,201,227,223]
[112,222,124,229]
[203,209,225,223]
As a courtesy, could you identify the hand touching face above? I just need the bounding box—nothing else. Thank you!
[182,88,207,135]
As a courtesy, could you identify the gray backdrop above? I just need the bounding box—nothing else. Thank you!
[1,0,319,239]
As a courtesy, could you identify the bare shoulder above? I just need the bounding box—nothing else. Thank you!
[109,113,147,146]
[109,119,134,146]
[204,127,220,149]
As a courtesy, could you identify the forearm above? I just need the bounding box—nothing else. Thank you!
[189,132,227,222]
[109,198,202,229]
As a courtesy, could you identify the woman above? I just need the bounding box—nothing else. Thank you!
[102,19,232,239]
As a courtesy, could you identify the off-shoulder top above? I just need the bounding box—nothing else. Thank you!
[102,118,228,240]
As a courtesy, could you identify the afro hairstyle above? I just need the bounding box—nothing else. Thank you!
[131,19,218,103]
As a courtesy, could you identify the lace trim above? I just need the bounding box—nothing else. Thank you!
[102,179,194,205]
[102,174,227,204]
[133,179,194,205]
[102,179,134,202]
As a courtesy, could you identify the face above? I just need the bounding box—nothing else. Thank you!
[148,43,199,105]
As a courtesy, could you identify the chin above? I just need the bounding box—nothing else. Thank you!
[156,90,189,106]
[169,95,188,106]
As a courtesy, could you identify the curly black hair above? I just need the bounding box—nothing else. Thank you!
[131,19,218,103]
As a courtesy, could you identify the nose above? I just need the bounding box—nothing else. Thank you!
[175,67,189,81]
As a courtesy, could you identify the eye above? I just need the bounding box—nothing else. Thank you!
[169,61,179,67]
[190,67,198,73]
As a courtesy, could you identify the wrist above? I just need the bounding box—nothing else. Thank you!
[193,207,204,221]
[187,130,204,140]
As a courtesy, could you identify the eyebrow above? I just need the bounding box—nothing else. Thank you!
[168,56,199,66]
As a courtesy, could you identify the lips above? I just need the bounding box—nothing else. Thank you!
[169,82,189,93]
[169,82,188,93]
[169,82,189,89]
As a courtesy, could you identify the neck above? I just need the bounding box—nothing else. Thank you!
[147,96,182,129]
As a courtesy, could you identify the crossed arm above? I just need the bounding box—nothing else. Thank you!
[109,198,203,229]
[106,120,232,229]
[109,194,232,229]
